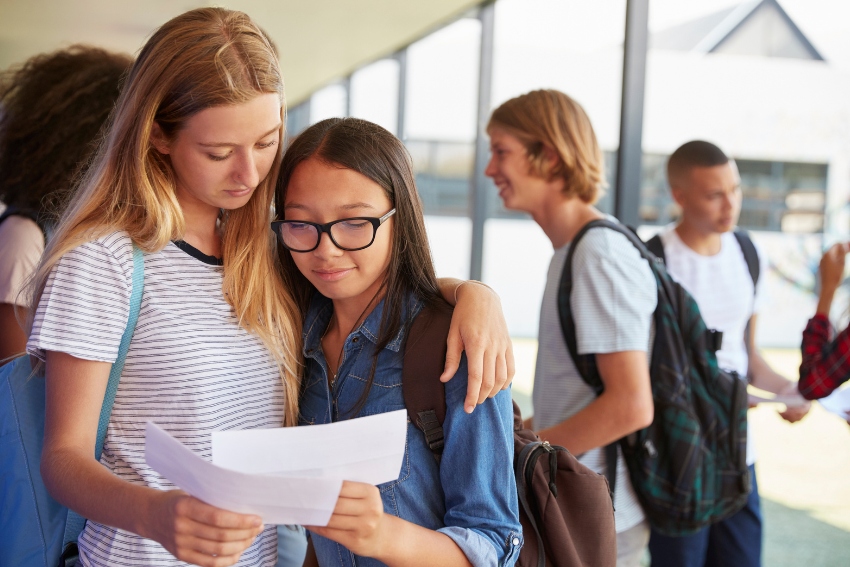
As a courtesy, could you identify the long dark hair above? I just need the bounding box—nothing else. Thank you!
[0,45,133,221]
[276,118,444,415]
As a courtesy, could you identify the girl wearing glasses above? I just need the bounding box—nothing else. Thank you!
[274,117,522,567]
[25,8,512,567]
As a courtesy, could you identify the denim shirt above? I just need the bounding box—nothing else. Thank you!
[299,293,522,567]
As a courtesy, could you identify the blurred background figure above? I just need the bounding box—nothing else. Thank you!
[0,45,132,359]
[799,242,850,401]
[646,140,810,567]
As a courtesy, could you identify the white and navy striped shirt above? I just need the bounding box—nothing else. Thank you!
[532,224,656,533]
[28,232,283,567]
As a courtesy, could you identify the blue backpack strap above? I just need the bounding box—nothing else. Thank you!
[62,244,145,549]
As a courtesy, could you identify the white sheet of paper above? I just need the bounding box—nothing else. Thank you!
[211,409,408,486]
[747,391,810,408]
[145,422,342,526]
[818,385,850,419]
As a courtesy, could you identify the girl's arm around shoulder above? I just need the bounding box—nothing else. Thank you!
[42,351,265,567]
[436,278,515,413]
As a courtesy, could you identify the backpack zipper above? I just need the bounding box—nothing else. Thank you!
[531,442,559,498]
[729,372,749,492]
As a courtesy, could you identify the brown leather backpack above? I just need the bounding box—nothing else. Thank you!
[402,300,617,567]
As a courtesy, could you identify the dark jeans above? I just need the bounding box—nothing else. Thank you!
[648,464,762,567]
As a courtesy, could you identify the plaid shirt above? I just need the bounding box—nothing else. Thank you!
[799,313,850,399]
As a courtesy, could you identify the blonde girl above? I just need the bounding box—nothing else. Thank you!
[28,8,513,567]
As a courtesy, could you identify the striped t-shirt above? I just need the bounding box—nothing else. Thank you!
[532,224,657,533]
[28,232,284,567]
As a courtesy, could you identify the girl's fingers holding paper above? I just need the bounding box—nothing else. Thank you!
[178,495,263,531]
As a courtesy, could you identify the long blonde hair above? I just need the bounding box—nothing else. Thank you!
[27,7,303,426]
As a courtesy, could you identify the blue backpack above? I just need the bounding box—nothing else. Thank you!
[0,245,144,567]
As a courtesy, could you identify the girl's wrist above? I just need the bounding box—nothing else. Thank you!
[136,487,170,542]
[369,512,400,561]
[816,290,835,316]
[453,280,496,305]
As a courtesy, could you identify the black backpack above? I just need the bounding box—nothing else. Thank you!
[403,300,617,567]
[646,229,760,348]
[644,230,759,290]
[559,219,750,537]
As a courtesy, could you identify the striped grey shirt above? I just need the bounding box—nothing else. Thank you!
[28,232,282,567]
[532,225,656,533]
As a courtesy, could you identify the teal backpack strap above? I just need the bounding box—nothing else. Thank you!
[62,244,145,550]
[94,245,145,459]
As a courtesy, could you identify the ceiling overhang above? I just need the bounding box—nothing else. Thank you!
[0,0,483,105]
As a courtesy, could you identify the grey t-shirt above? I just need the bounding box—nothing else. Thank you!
[532,224,657,533]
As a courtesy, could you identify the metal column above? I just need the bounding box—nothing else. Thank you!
[614,0,650,227]
[342,75,352,117]
[395,49,408,140]
[469,2,496,281]
[285,99,312,141]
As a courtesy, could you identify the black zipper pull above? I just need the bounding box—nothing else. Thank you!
[543,442,558,497]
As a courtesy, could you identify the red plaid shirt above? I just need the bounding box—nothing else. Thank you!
[799,313,850,399]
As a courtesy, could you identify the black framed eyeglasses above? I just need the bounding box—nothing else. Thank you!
[271,209,396,253]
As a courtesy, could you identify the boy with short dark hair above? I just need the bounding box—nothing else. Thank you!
[647,140,810,567]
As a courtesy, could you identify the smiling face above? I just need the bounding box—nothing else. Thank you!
[152,93,282,216]
[284,157,394,314]
[672,161,742,235]
[484,126,552,214]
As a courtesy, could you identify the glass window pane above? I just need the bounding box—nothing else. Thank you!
[489,0,625,219]
[481,0,627,342]
[406,18,480,142]
[350,59,400,135]
[405,16,481,217]
[405,17,482,280]
[310,82,347,123]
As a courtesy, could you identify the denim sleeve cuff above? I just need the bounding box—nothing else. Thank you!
[438,526,523,567]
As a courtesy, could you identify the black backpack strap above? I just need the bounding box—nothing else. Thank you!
[733,230,760,366]
[645,233,666,263]
[0,206,43,226]
[558,218,655,498]
[0,206,47,244]
[733,230,760,289]
[402,300,454,463]
[558,218,655,393]
[558,219,679,499]
[558,221,604,396]
[516,442,548,567]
